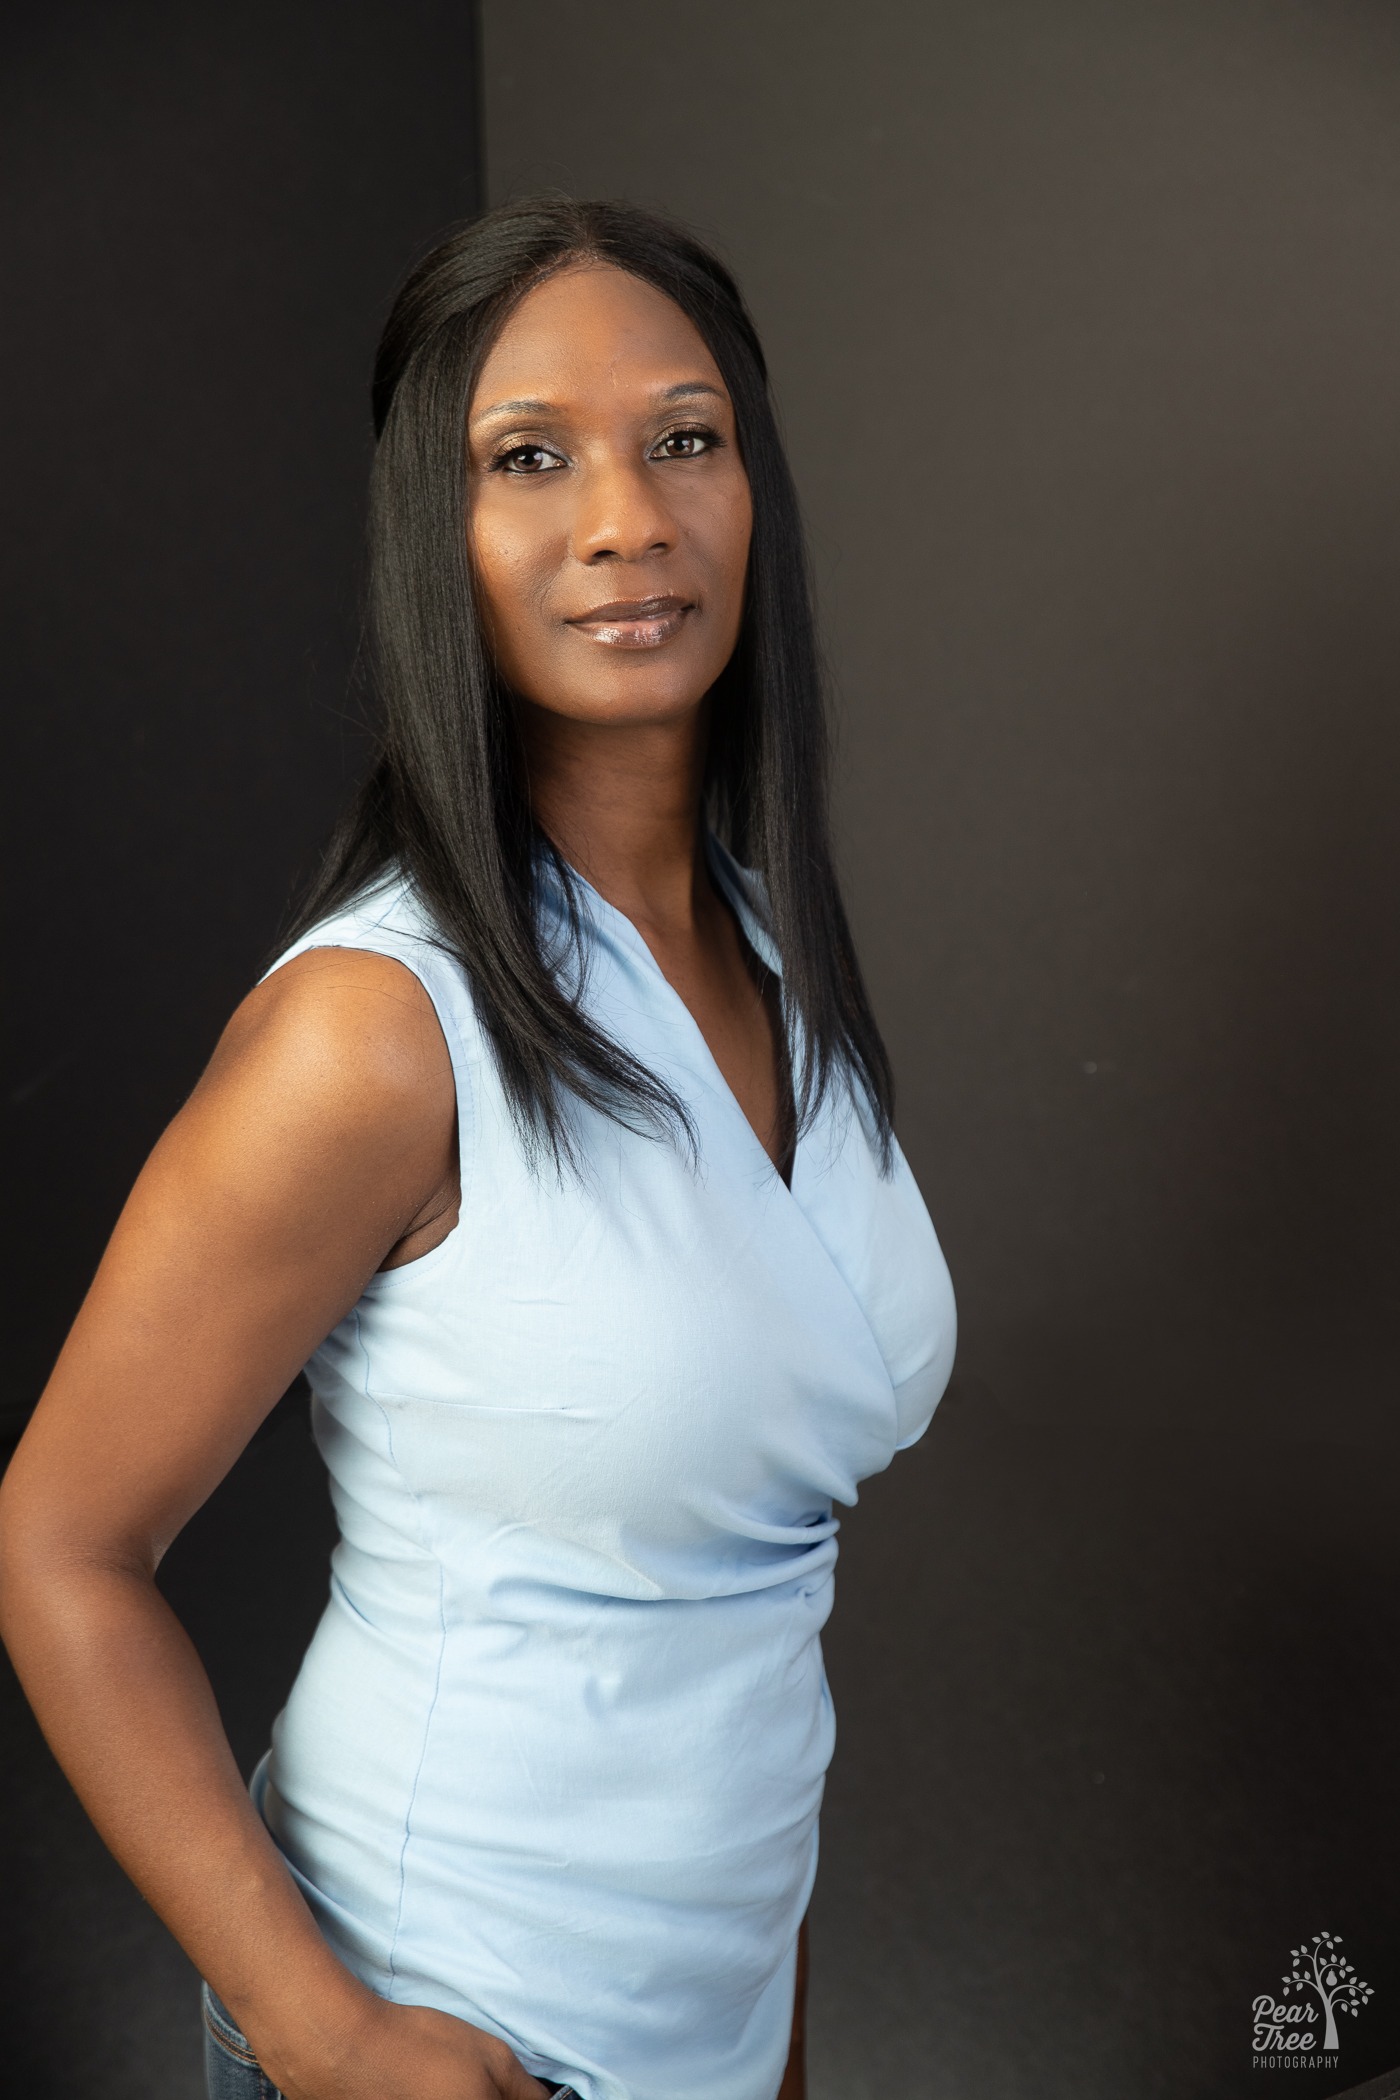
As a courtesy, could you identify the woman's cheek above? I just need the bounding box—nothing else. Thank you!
[469,531,538,651]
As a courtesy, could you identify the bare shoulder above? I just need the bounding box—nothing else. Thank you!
[142,944,460,1256]
[203,945,456,1134]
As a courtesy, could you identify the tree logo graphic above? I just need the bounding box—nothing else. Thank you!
[1283,1933,1374,2053]
[1252,1931,1375,2067]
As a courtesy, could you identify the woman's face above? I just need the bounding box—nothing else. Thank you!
[465,262,753,729]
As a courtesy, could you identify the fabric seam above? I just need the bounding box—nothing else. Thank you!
[203,2000,259,2066]
[352,1306,449,2000]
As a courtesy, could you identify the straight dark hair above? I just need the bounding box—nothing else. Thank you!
[281,195,894,1172]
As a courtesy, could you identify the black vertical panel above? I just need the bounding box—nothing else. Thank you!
[1,2,482,1433]
[0,10,480,2093]
[480,5,1400,2096]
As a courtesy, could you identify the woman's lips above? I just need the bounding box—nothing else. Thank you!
[566,596,693,649]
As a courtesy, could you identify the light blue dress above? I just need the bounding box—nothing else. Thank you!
[249,835,956,2100]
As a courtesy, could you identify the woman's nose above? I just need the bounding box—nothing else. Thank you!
[570,454,676,565]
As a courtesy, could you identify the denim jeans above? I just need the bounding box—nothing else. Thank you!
[199,1981,580,2098]
[200,1984,283,2100]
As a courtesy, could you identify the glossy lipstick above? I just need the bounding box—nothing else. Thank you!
[566,594,692,648]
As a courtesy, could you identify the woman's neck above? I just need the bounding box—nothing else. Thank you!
[520,700,713,941]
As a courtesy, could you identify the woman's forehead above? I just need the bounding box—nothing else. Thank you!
[470,262,726,419]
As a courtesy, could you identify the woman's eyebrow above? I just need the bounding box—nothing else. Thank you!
[471,396,554,424]
[471,379,727,427]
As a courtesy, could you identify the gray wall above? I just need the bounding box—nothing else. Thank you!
[482,6,1400,2095]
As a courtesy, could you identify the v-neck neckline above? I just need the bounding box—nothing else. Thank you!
[531,840,905,1430]
[538,832,798,1189]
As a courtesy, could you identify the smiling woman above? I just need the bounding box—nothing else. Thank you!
[467,271,751,696]
[461,261,777,1171]
[0,198,956,2100]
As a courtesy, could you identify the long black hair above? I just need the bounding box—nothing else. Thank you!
[281,195,894,1171]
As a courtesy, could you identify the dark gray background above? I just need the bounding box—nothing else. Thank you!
[482,4,1400,2096]
[5,3,1400,2096]
[484,0,1400,1458]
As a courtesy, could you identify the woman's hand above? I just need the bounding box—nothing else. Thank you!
[266,1996,551,2100]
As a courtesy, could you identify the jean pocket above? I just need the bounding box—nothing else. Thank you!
[200,1982,282,2100]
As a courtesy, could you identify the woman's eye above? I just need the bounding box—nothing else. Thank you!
[499,444,563,474]
[652,429,714,460]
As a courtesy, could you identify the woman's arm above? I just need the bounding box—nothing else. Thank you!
[0,949,543,2100]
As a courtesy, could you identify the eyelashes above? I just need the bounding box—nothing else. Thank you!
[487,424,726,475]
[650,426,720,461]
[490,444,560,475]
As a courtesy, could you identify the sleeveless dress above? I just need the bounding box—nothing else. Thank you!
[248,834,956,2100]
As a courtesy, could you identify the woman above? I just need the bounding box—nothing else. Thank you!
[0,198,955,2100]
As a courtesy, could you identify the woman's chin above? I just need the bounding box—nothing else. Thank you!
[518,674,717,732]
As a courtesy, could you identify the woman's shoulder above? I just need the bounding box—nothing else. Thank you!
[262,868,437,982]
[234,874,454,1101]
[249,870,485,1107]
[187,937,457,1237]
[263,873,482,1039]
